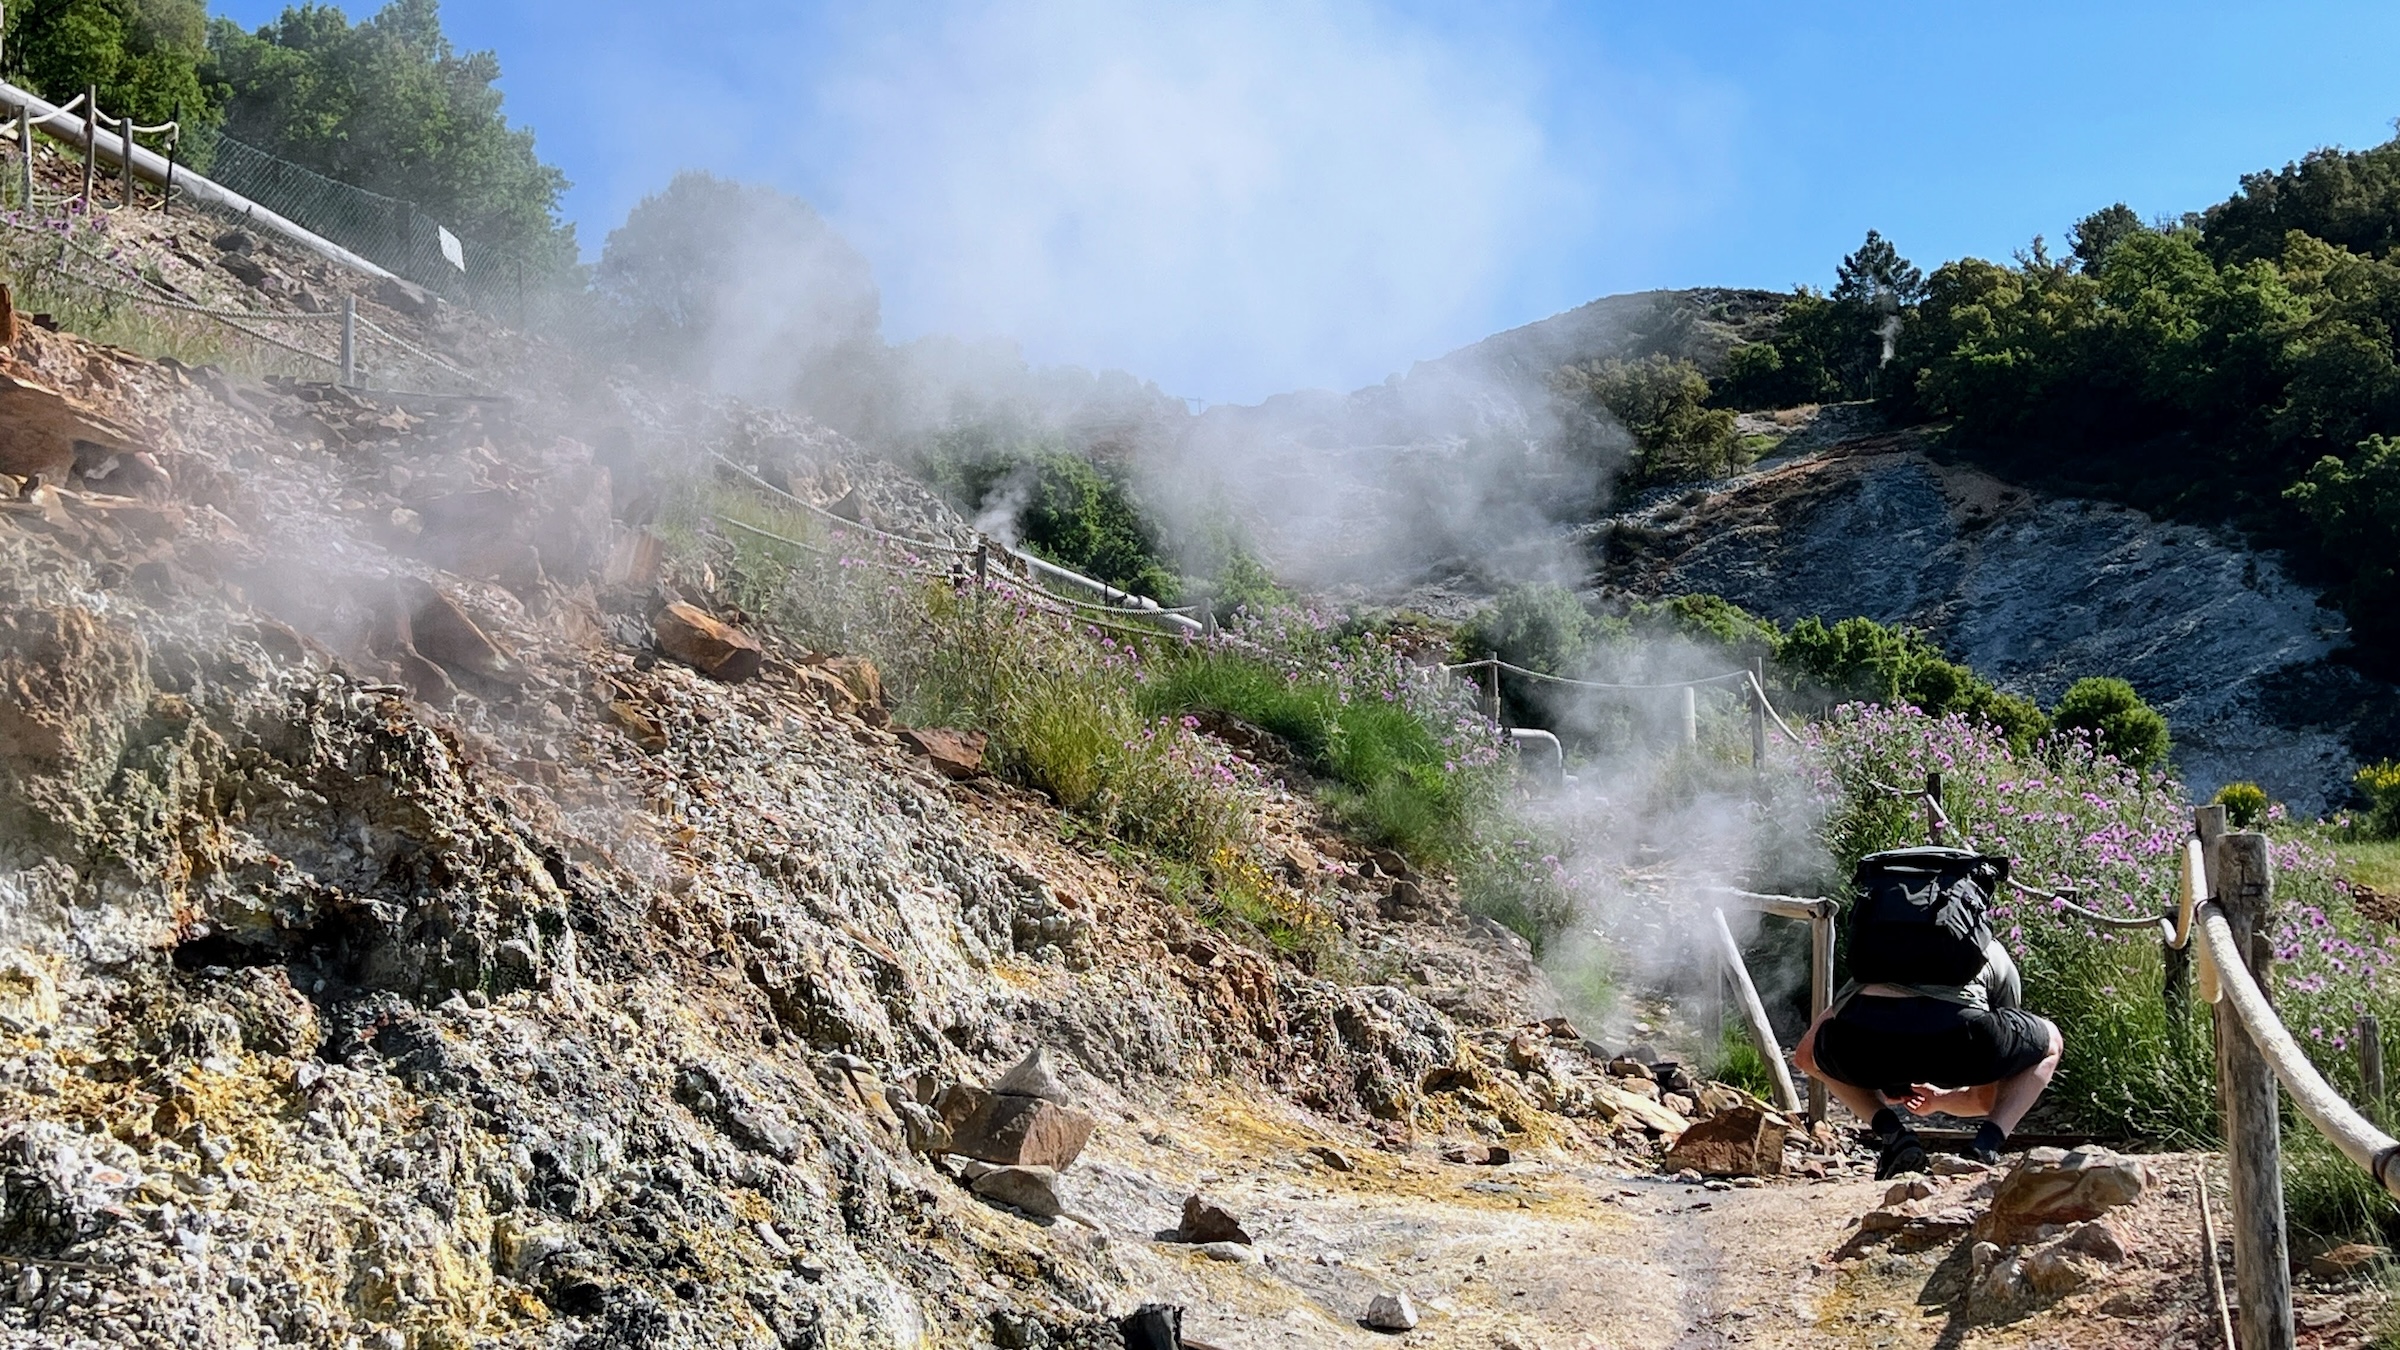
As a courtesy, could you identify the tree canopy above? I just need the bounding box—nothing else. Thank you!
[207,0,572,268]
[5,0,215,130]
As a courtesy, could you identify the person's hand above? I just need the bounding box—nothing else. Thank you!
[1886,1085,1934,1113]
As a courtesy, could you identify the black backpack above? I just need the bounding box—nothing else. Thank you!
[1845,847,2009,986]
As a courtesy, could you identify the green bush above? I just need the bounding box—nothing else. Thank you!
[1776,615,2049,747]
[1139,635,1503,865]
[2212,781,2271,828]
[2051,676,2171,768]
[920,427,1181,603]
[2357,761,2400,839]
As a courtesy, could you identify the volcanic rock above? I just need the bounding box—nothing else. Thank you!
[406,585,512,683]
[1976,1147,2148,1244]
[1361,1291,1418,1332]
[990,1047,1070,1102]
[970,1165,1063,1218]
[2310,1242,2386,1279]
[900,727,988,780]
[1306,1145,1356,1172]
[652,602,763,682]
[934,1084,1095,1169]
[1178,1194,1251,1245]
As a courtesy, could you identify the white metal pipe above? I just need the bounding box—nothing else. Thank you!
[0,77,394,280]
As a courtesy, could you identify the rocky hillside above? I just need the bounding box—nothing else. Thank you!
[1591,412,2393,810]
[0,214,1902,1348]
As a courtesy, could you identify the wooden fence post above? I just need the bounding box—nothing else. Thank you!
[1711,908,1802,1115]
[15,104,28,213]
[119,113,132,208]
[1925,771,1944,845]
[2214,829,2291,1350]
[2361,1014,2385,1128]
[1484,652,1500,724]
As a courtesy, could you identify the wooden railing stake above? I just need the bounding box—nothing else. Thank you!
[2212,828,2291,1350]
[2362,1014,2386,1128]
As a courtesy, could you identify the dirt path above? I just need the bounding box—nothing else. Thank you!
[1037,1094,2386,1350]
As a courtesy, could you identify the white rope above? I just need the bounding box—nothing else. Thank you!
[351,314,493,390]
[1747,671,1803,745]
[708,451,976,557]
[1441,657,1750,691]
[2196,901,2400,1198]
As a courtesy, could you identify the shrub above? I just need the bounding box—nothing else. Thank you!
[2357,761,2400,839]
[919,428,1181,603]
[2213,781,2271,828]
[1457,832,1577,954]
[1777,615,2049,747]
[2051,676,2171,768]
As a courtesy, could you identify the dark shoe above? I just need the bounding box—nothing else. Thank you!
[1875,1129,1929,1180]
[1966,1121,2007,1166]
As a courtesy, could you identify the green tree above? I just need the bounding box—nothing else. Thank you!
[1552,354,1743,485]
[207,0,571,269]
[2069,203,2146,272]
[2049,676,2170,767]
[1833,228,1927,307]
[2286,434,2400,653]
[6,0,216,130]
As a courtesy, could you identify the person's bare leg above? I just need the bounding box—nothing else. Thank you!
[1983,1020,2063,1134]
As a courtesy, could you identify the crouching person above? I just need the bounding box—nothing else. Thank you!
[1794,847,2064,1179]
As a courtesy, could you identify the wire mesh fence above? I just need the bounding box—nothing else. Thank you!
[174,125,555,328]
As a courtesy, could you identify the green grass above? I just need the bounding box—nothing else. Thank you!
[1708,1024,1777,1101]
[1140,648,1490,864]
[2336,838,2400,896]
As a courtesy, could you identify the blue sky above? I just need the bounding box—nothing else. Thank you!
[212,0,2400,404]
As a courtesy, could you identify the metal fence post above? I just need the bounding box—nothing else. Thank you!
[2214,828,2291,1350]
[120,113,133,209]
[80,87,95,207]
[16,105,28,212]
[161,111,179,217]
[1808,911,1833,1123]
[339,296,356,388]
[1680,684,1698,747]
[1749,655,1766,771]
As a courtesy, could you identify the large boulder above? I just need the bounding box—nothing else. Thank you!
[1976,1147,2149,1245]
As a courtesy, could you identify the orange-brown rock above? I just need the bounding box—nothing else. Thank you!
[0,370,140,486]
[933,1084,1096,1169]
[1661,1104,1787,1177]
[821,655,883,710]
[1976,1148,2148,1245]
[653,602,762,682]
[900,728,987,779]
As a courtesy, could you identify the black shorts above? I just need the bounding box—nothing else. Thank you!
[1812,995,2055,1097]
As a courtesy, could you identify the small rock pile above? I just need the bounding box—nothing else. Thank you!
[1842,1146,2151,1314]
